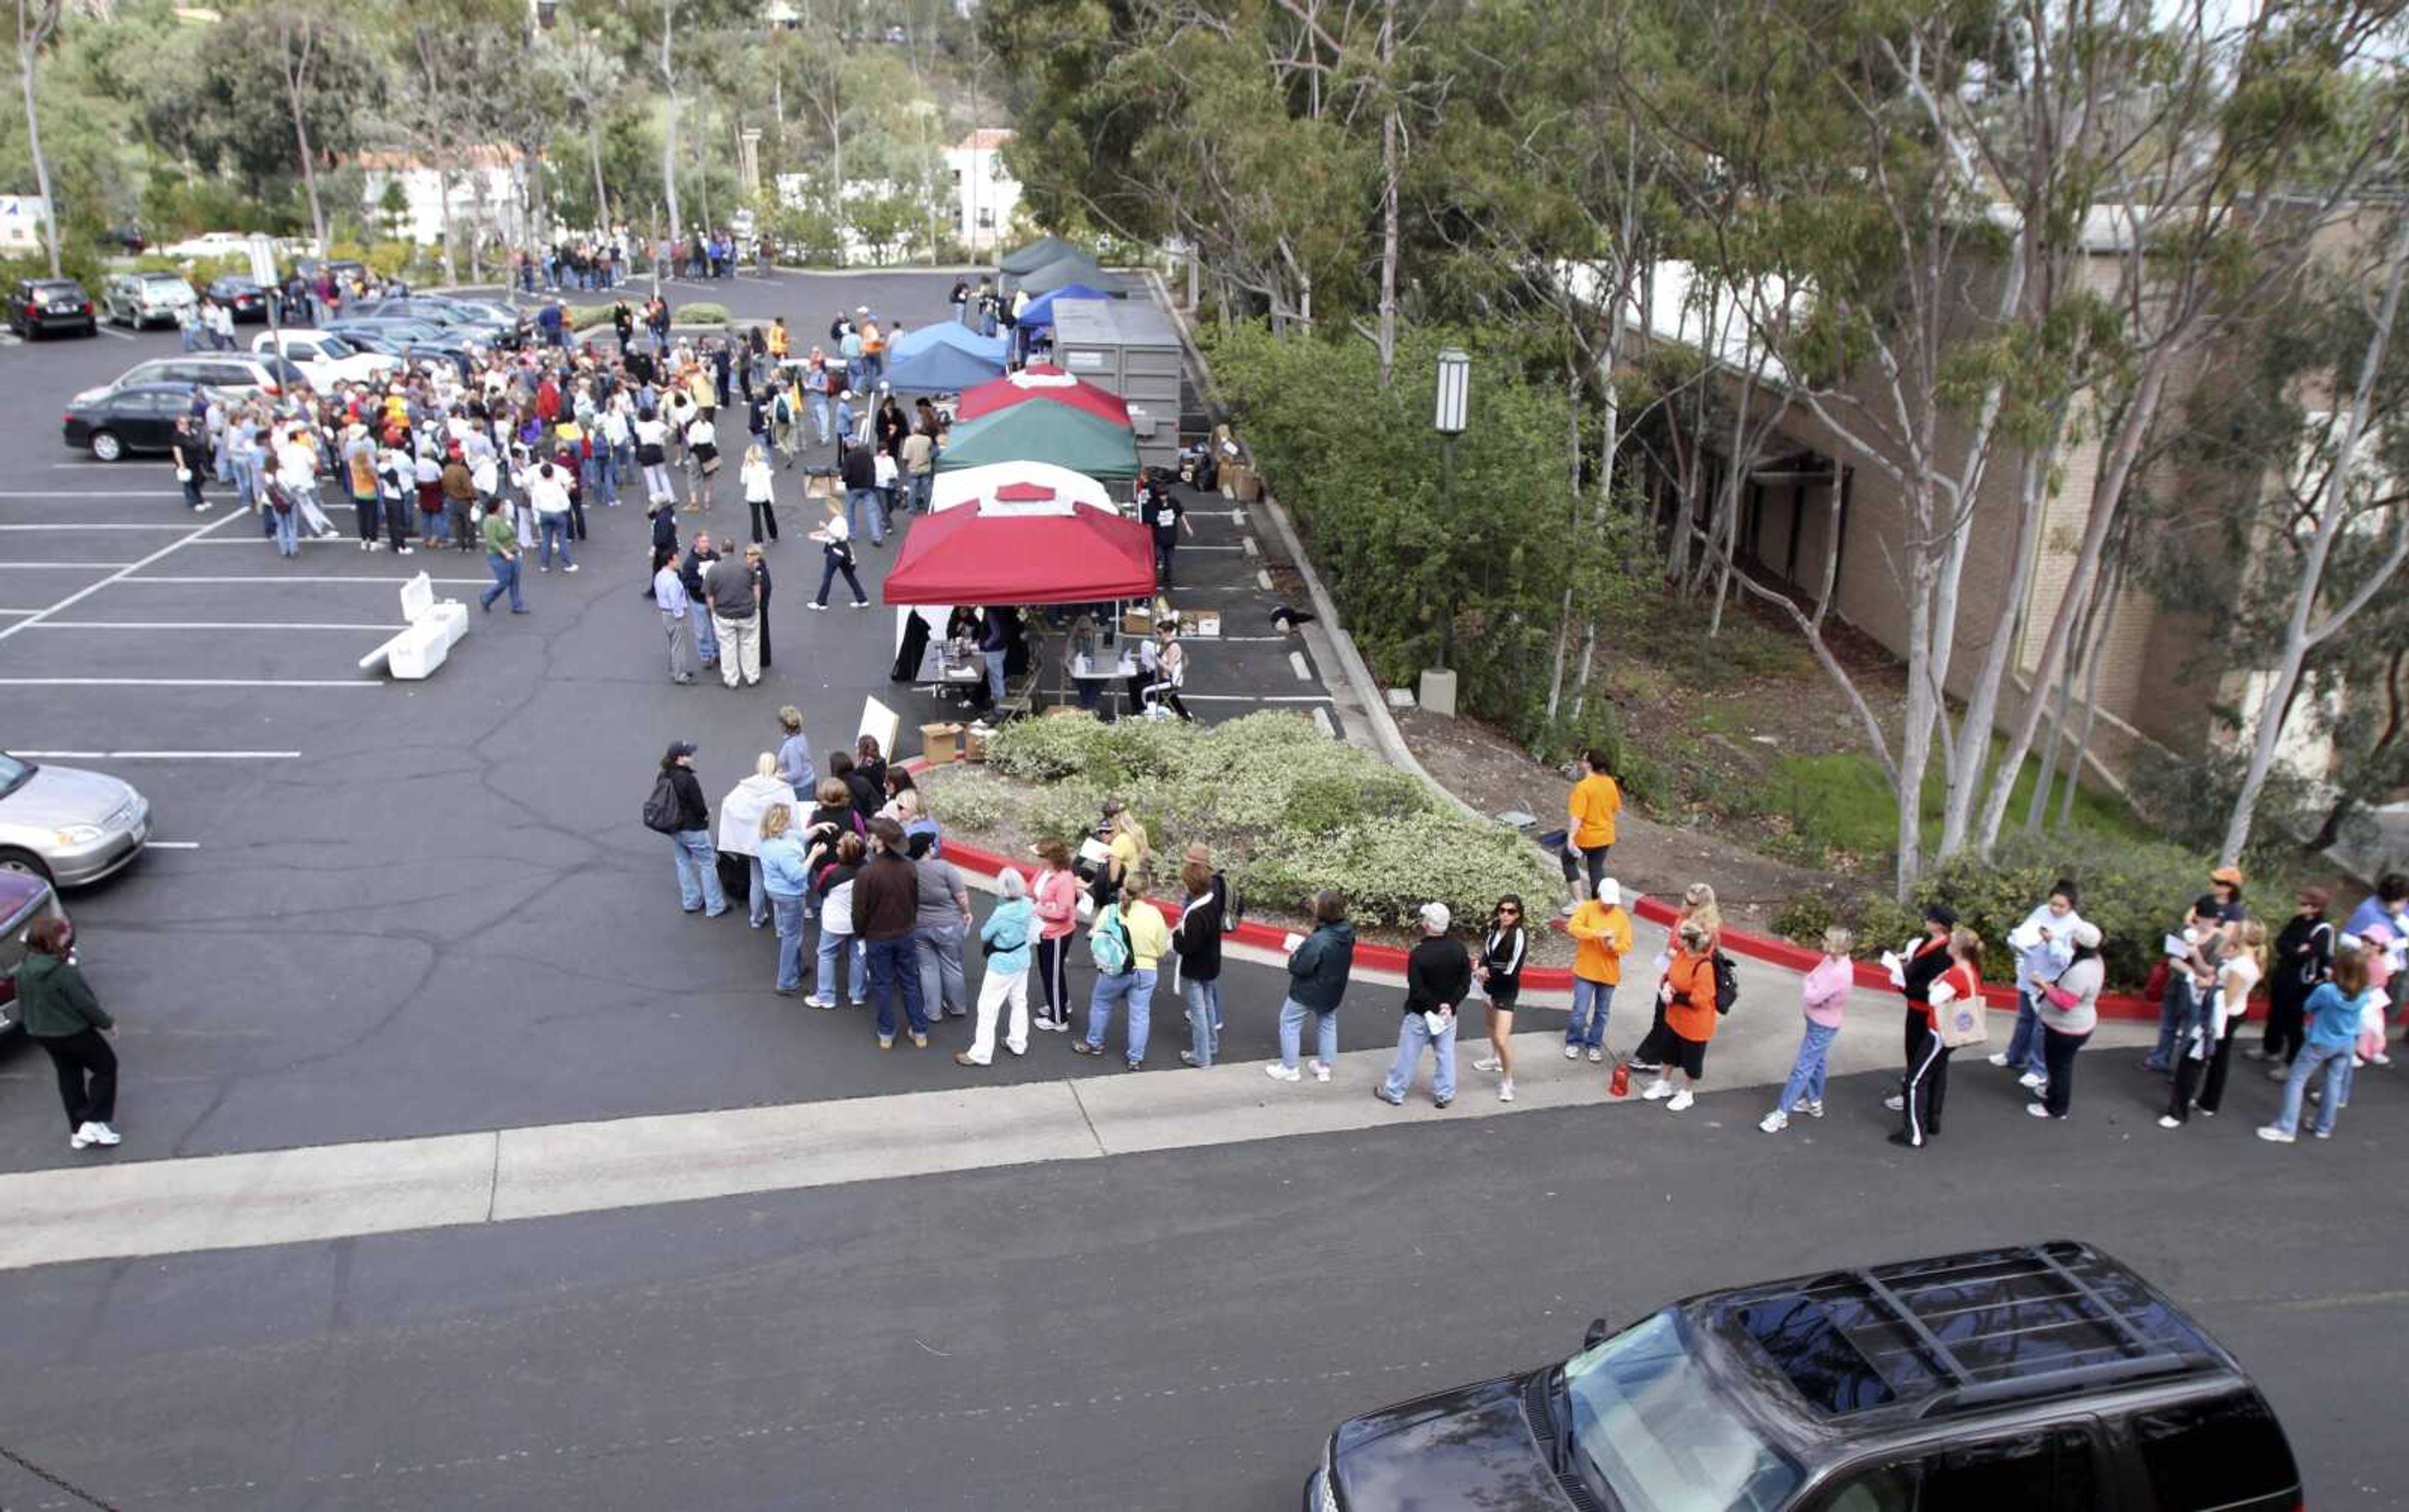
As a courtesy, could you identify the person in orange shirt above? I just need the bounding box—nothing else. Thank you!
[1563,879,1634,1063]
[1561,748,1623,915]
[1638,921,1720,1111]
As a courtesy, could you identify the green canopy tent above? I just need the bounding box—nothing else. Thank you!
[997,236,1084,276]
[932,401,1141,480]
[1009,250,1111,297]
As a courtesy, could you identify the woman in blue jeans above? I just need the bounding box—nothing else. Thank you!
[758,806,811,995]
[2260,947,2374,1144]
[808,833,869,1008]
[1762,929,1854,1132]
[1266,890,1355,1084]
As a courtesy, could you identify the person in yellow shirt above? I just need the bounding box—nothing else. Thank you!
[1564,878,1634,1062]
[1074,878,1171,1069]
[1562,747,1624,914]
[767,316,790,360]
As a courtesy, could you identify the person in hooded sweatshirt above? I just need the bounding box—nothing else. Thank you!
[1378,902,1470,1109]
[10,916,122,1149]
[1171,858,1228,1068]
[1267,890,1356,1084]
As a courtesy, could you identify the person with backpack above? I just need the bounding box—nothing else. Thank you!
[1171,858,1228,1068]
[1073,876,1169,1070]
[960,869,1036,1067]
[1636,920,1720,1112]
[807,832,869,1008]
[2256,886,2334,1069]
[1376,902,1470,1109]
[646,741,727,917]
[1562,878,1633,1064]
[1267,890,1356,1084]
[1029,839,1084,1033]
[1470,895,1528,1102]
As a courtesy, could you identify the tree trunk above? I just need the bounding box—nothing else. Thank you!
[281,23,327,253]
[1941,412,2059,853]
[2217,212,2409,863]
[588,122,609,230]
[435,157,457,285]
[16,2,60,279]
[1373,0,1398,387]
[659,0,681,242]
[2053,548,2125,831]
[2311,645,2406,850]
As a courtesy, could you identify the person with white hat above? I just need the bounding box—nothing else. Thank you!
[1377,902,1469,1109]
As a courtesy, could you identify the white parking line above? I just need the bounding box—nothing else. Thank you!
[0,523,196,531]
[0,508,244,646]
[1289,650,1313,682]
[0,562,138,570]
[13,750,301,760]
[121,575,491,587]
[147,841,201,849]
[94,325,136,341]
[0,678,378,688]
[1241,536,1260,558]
[1174,693,1334,703]
[24,622,400,632]
[1,487,182,496]
[1255,568,1274,590]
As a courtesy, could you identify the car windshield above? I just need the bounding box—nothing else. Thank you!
[0,752,31,798]
[312,336,356,358]
[1563,1311,1802,1512]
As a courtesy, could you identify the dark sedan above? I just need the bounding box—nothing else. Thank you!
[62,382,207,462]
[8,278,97,339]
[322,319,475,377]
[204,275,272,324]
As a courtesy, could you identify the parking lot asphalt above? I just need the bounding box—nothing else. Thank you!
[0,267,1338,1173]
[0,1067,2399,1509]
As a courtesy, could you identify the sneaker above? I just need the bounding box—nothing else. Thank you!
[1666,1089,1694,1112]
[1799,1099,1824,1119]
[2256,1126,2295,1144]
[808,602,828,612]
[1178,1051,1201,1067]
[876,1036,893,1050]
[2374,1051,2393,1066]
[1499,1080,1514,1102]
[1559,902,1578,917]
[1472,1056,1502,1073]
[954,1051,986,1067]
[2241,1046,2272,1061]
[1758,1110,1788,1134]
[2267,1065,2291,1082]
[1986,1051,2010,1067]
[1886,1131,1923,1149]
[1586,1047,1603,1065]
[1641,1078,1673,1102]
[804,996,834,1009]
[1882,1093,1905,1112]
[1070,1040,1102,1058]
[1563,1043,1582,1060]
[1265,1063,1302,1083]
[910,1033,929,1049]
[2313,1128,2332,1139]
[1309,1060,1332,1083]
[1434,1095,1454,1110]
[2157,1114,2182,1129]
[565,563,578,573]
[1125,1059,1144,1071]
[851,599,870,609]
[86,1122,120,1147]
[2018,1072,2048,1092]
[2027,1102,2054,1119]
[70,1123,96,1150]
[1373,1087,1404,1107]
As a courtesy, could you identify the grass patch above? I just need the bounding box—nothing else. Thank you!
[1760,737,2152,869]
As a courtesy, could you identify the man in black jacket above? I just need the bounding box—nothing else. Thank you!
[1378,902,1470,1109]
[659,741,728,916]
[839,435,883,546]
[853,817,927,1049]
[1171,858,1227,1067]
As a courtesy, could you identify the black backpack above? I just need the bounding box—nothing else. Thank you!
[641,771,683,834]
[1217,871,1245,933]
[1713,950,1740,1016]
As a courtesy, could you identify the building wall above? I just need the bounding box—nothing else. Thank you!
[944,140,1021,255]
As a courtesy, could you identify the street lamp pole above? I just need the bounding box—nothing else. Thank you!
[1432,346,1470,677]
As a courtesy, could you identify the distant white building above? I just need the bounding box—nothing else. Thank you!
[356,147,531,248]
[943,129,1021,255]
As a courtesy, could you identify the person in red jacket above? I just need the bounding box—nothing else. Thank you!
[1637,921,1720,1111]
[1028,839,1084,1032]
[1892,913,1978,1149]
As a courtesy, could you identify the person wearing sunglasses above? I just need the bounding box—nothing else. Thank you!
[1470,895,1529,1101]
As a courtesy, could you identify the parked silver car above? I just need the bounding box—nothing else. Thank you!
[0,752,150,887]
[101,271,198,329]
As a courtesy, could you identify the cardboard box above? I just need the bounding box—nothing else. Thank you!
[1223,464,1262,503]
[1188,610,1221,638]
[964,723,992,762]
[1120,608,1153,636]
[920,721,964,764]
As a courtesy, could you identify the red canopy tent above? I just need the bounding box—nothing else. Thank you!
[952,364,1133,427]
[881,492,1156,606]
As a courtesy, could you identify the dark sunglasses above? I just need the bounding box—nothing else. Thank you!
[1497,905,1521,915]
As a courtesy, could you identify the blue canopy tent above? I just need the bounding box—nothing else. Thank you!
[1016,284,1121,330]
[885,322,1009,393]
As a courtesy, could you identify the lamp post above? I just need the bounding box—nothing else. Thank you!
[1423,346,1470,716]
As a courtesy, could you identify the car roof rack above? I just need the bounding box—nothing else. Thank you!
[1732,1240,2222,1420]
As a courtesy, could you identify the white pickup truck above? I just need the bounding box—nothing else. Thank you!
[250,330,400,388]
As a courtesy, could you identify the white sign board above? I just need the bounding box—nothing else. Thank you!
[858,696,901,767]
[1064,350,1107,371]
[247,234,280,289]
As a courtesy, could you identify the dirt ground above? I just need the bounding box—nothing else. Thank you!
[1393,705,1841,932]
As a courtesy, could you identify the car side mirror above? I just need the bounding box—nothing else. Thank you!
[1583,1317,1611,1351]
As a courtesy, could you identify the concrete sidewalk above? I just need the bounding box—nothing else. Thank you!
[0,1001,2147,1272]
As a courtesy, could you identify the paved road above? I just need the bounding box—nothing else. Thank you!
[0,1068,2400,1509]
[0,267,1331,1173]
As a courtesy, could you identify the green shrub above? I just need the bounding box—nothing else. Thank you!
[678,302,730,325]
[1772,890,1837,947]
[927,770,1004,833]
[986,714,1105,782]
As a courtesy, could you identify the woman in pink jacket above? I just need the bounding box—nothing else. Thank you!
[1760,928,1854,1132]
[1028,839,1084,1033]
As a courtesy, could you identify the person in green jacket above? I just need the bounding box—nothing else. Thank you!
[1267,890,1356,1084]
[11,916,121,1149]
[479,499,527,614]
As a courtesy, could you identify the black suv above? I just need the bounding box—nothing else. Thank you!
[8,277,96,338]
[1306,1241,2300,1511]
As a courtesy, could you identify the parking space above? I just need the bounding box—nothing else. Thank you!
[0,267,1353,1173]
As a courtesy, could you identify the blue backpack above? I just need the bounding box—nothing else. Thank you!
[1090,910,1134,977]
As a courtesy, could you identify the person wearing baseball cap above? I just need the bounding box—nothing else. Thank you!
[1378,902,1470,1109]
[2147,866,2249,1072]
[654,741,728,916]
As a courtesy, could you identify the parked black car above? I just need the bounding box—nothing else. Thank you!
[203,275,272,324]
[8,277,97,339]
[1306,1241,2302,1512]
[63,382,215,462]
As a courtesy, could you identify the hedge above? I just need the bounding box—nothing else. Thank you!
[963,711,1558,928]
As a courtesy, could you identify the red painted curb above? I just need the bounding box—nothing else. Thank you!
[912,762,2162,1022]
